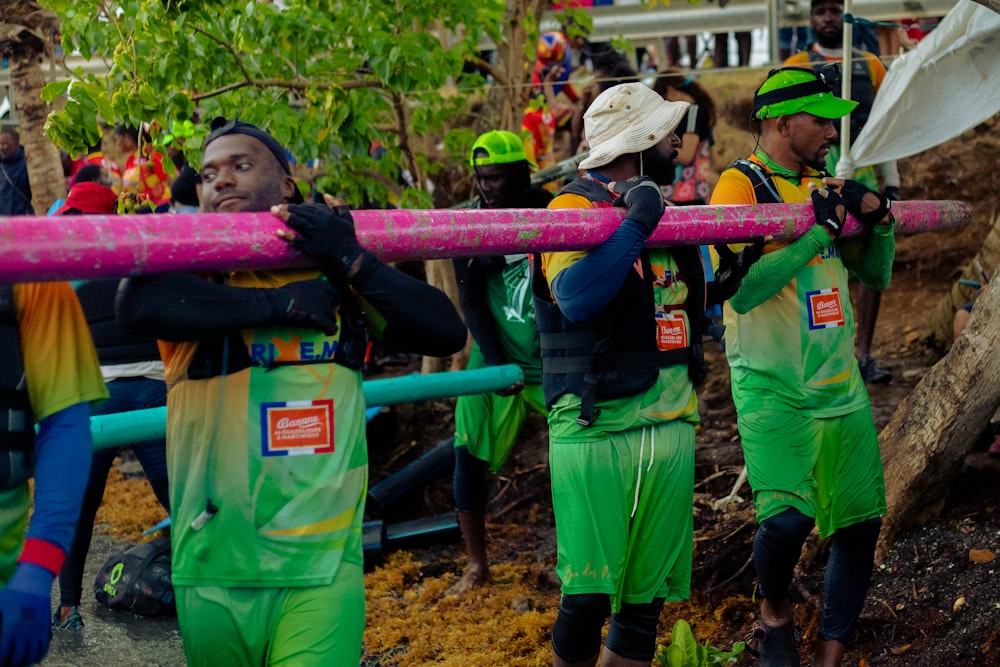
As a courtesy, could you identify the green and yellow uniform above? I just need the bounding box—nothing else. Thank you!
[162,269,366,666]
[711,156,893,536]
[540,191,699,610]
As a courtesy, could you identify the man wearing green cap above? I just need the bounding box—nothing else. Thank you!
[786,0,900,385]
[446,130,552,596]
[710,68,895,667]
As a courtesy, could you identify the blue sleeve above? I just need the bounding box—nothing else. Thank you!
[550,219,648,322]
[26,402,92,554]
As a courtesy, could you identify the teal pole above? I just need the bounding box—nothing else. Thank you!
[89,364,524,450]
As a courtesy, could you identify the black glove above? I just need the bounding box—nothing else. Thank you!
[612,176,665,236]
[283,203,365,276]
[811,187,847,238]
[267,279,339,336]
[883,185,901,202]
[841,179,892,225]
[710,238,766,303]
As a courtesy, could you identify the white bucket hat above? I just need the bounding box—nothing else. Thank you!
[578,82,690,171]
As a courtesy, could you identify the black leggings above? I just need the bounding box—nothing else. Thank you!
[58,377,170,608]
[754,508,881,644]
[453,444,488,513]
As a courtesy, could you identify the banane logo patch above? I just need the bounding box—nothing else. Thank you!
[260,399,335,457]
[807,288,845,329]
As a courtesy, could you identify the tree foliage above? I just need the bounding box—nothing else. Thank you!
[42,0,508,207]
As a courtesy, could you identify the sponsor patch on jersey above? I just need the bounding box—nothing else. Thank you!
[806,288,845,329]
[655,311,688,351]
[260,400,334,456]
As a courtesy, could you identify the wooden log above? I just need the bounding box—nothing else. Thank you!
[877,265,1000,560]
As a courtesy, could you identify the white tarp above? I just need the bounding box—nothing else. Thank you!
[843,1,1000,171]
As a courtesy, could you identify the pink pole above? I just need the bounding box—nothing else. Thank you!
[0,200,970,283]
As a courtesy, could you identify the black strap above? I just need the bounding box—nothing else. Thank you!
[752,79,829,116]
[727,159,784,205]
[542,348,689,374]
[538,330,601,349]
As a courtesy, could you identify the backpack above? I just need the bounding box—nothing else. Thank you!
[93,538,176,617]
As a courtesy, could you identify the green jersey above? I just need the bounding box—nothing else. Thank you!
[163,270,367,588]
[485,255,542,384]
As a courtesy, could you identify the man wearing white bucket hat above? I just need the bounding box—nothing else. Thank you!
[531,82,758,667]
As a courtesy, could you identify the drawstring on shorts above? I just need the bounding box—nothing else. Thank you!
[631,426,656,518]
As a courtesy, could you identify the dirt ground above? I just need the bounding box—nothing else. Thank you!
[43,72,1000,667]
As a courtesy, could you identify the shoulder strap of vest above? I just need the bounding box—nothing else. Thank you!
[560,177,615,205]
[726,159,784,204]
[805,49,871,84]
[850,48,872,81]
[0,284,33,464]
[0,285,15,326]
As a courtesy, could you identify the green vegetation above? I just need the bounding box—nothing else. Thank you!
[656,619,745,667]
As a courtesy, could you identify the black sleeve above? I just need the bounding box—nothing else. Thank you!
[349,252,467,357]
[453,257,507,366]
[116,271,284,342]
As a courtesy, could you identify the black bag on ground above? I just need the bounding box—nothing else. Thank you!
[93,537,176,617]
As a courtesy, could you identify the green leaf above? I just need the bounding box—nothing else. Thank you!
[41,80,72,103]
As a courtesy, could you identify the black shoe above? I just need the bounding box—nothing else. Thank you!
[859,356,892,384]
[746,621,801,667]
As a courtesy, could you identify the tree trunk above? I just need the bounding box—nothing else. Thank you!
[420,258,468,374]
[2,1,66,215]
[472,0,548,136]
[10,51,65,214]
[877,265,1000,561]
[925,210,1000,351]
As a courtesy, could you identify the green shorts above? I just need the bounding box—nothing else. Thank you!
[454,380,546,473]
[549,420,695,611]
[175,561,365,667]
[0,484,29,583]
[739,406,886,538]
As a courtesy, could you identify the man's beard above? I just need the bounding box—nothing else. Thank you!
[640,146,678,186]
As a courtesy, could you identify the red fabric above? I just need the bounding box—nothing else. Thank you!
[18,537,66,576]
[54,181,119,215]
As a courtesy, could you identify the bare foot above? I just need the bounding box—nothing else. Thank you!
[445,565,489,596]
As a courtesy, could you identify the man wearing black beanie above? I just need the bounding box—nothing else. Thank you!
[116,117,466,665]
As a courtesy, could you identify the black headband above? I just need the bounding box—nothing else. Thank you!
[752,79,831,115]
[752,66,838,116]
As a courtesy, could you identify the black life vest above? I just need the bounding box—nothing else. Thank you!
[530,177,707,427]
[806,48,875,145]
[0,284,34,490]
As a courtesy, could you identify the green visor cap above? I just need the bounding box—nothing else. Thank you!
[754,68,858,120]
[470,130,535,168]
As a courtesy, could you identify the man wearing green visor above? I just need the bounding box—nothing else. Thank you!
[711,68,895,667]
[447,131,552,596]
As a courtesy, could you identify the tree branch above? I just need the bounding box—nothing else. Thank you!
[390,90,423,191]
[469,56,508,87]
[191,24,253,84]
[192,77,384,101]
